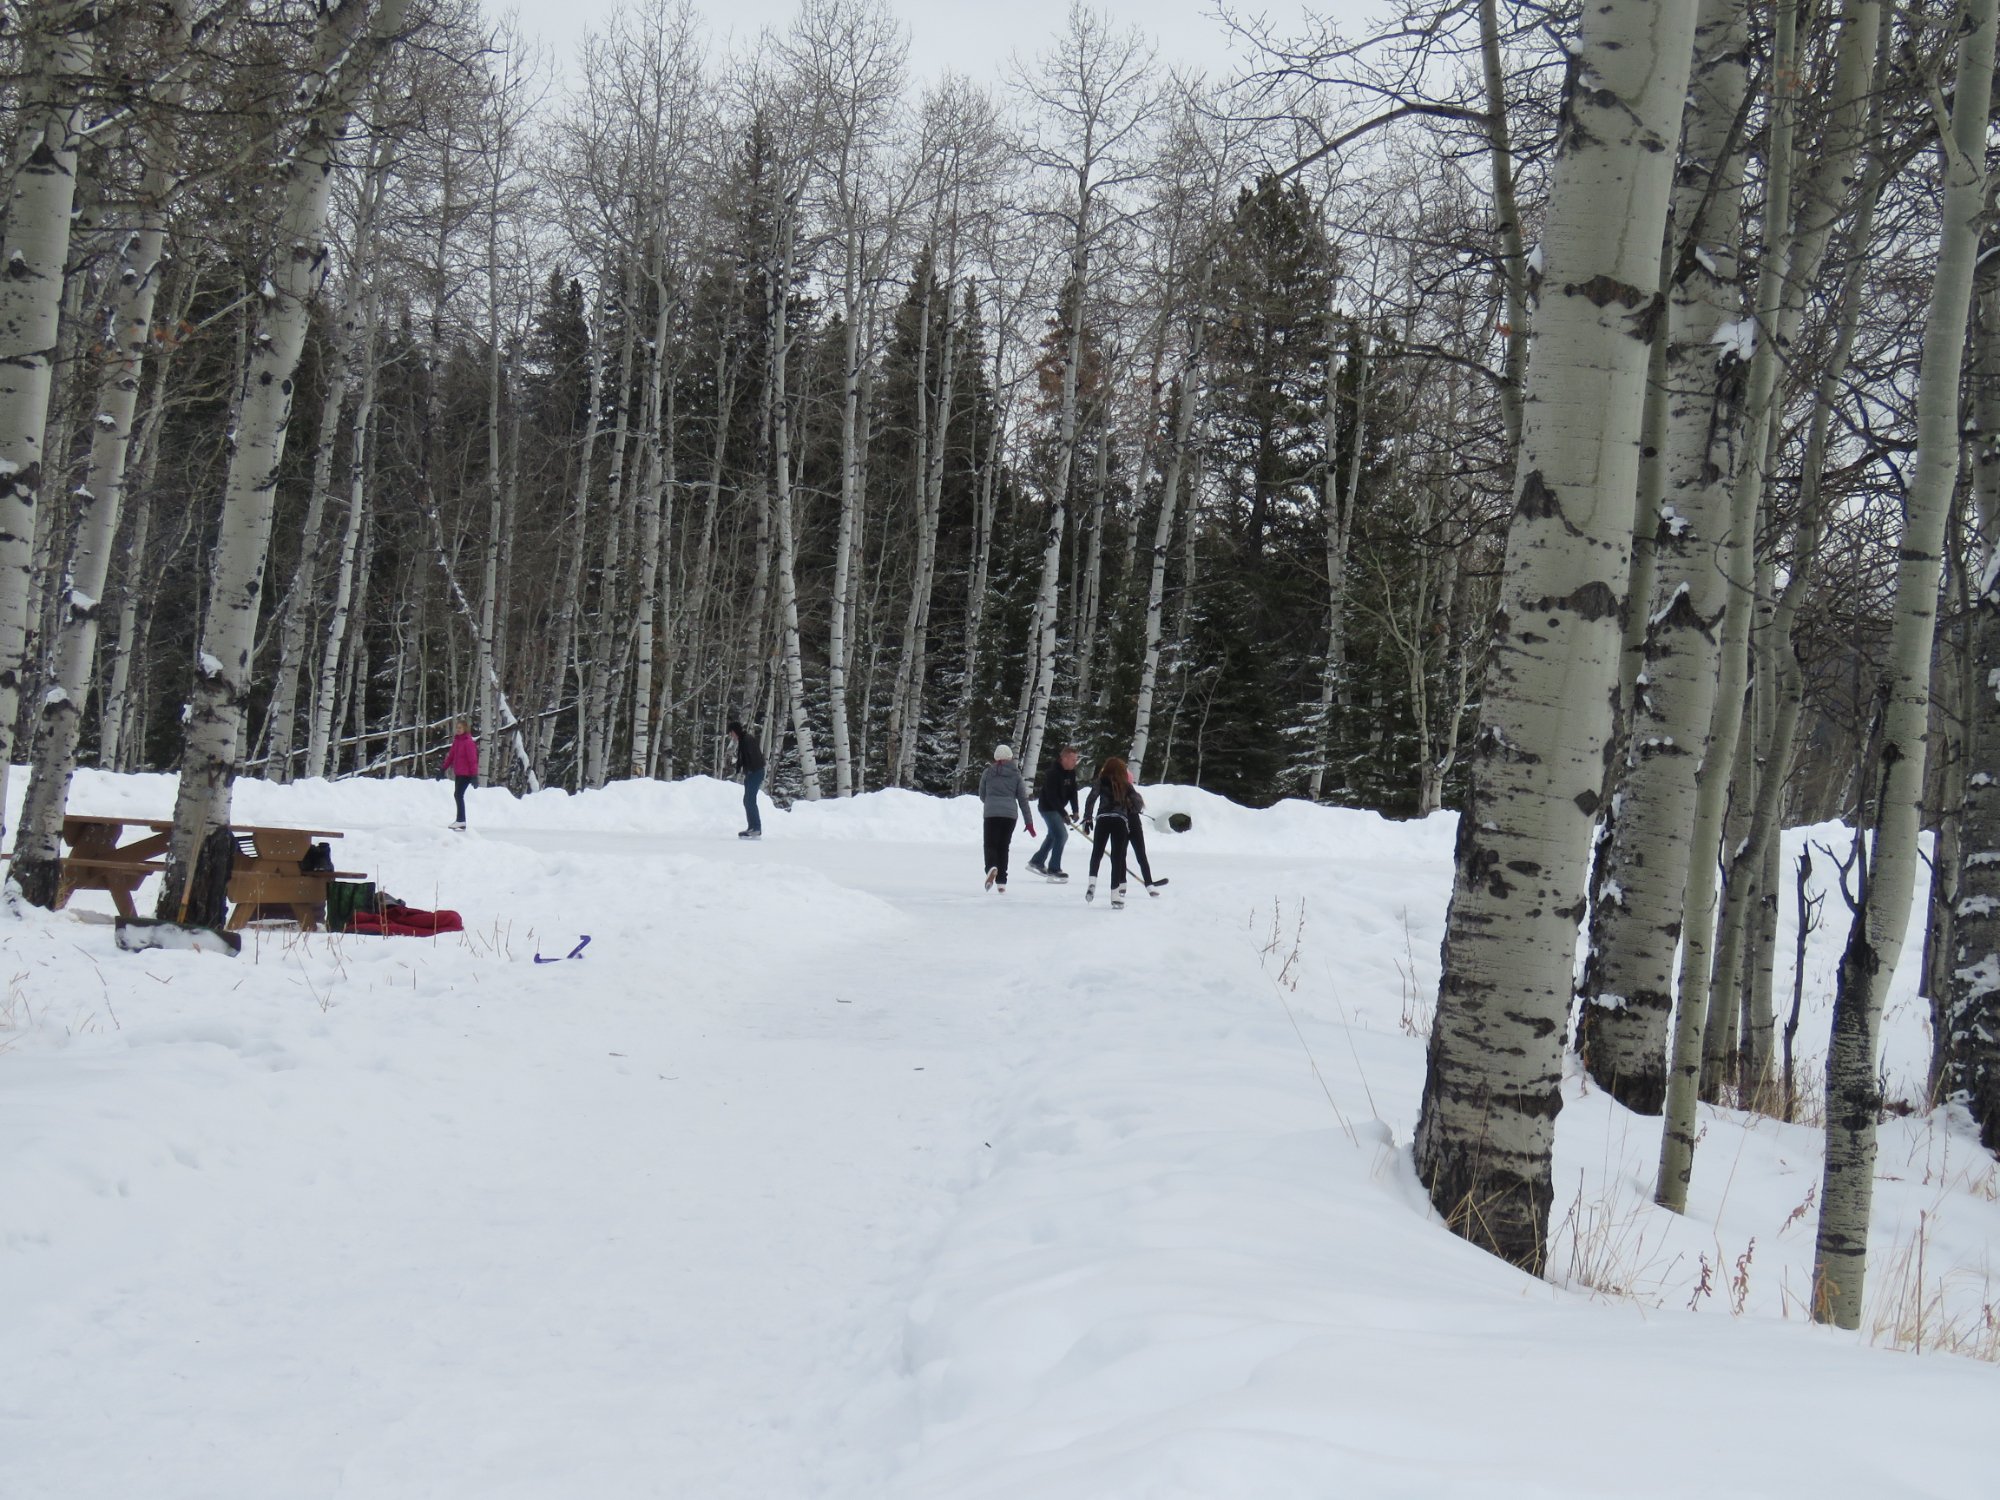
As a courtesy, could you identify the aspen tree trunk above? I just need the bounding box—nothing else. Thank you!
[1702,692,1759,1094]
[24,240,94,708]
[1943,236,2000,1155]
[1708,549,1783,1094]
[1658,0,1881,1207]
[99,275,183,773]
[1575,0,1752,1114]
[1814,0,1998,1327]
[267,333,350,783]
[770,212,820,798]
[1477,0,1528,454]
[0,0,95,834]
[890,266,957,788]
[826,234,865,796]
[1075,430,1109,717]
[1411,0,1697,1269]
[585,257,640,788]
[953,373,1001,787]
[11,34,187,908]
[884,257,934,785]
[1020,272,1085,781]
[548,285,606,757]
[736,275,775,727]
[901,299,959,786]
[308,305,377,780]
[629,279,673,780]
[1308,305,1362,801]
[268,132,387,784]
[476,194,508,760]
[1132,282,1207,779]
[159,0,410,917]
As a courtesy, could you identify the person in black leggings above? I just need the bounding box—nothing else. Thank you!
[1083,755,1137,907]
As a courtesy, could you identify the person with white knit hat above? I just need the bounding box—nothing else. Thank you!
[977,743,1036,893]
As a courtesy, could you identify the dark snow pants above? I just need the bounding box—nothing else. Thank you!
[1089,814,1129,888]
[1127,815,1154,885]
[454,775,474,824]
[983,816,1016,885]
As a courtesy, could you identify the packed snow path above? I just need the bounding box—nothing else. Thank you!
[5,773,1997,1499]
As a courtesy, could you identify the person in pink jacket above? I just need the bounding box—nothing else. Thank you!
[442,720,478,830]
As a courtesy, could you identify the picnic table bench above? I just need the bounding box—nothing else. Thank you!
[41,815,365,930]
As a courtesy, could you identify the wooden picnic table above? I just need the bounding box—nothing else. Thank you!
[54,814,174,918]
[46,816,365,929]
[221,825,366,931]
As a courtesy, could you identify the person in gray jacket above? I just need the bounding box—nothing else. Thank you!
[978,743,1036,892]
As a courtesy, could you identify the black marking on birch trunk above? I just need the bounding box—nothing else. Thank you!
[1517,468,1560,519]
[1568,273,1648,309]
[1527,580,1620,620]
[1574,788,1601,816]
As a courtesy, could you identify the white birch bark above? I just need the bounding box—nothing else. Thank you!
[1814,0,1999,1328]
[0,0,94,834]
[628,259,672,780]
[307,297,377,781]
[1658,0,1882,1208]
[547,283,606,760]
[584,256,640,788]
[10,71,183,908]
[267,130,386,785]
[1074,427,1109,717]
[1942,234,2000,1156]
[1131,322,1204,778]
[98,274,184,773]
[1410,0,1697,1268]
[953,339,1002,787]
[1308,303,1363,801]
[1575,0,1753,1115]
[885,260,933,784]
[159,0,410,917]
[770,210,820,797]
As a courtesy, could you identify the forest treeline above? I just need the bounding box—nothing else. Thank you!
[2,0,1997,1334]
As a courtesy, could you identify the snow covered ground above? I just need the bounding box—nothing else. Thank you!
[4,770,1996,1499]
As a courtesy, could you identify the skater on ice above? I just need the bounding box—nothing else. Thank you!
[1082,755,1140,907]
[442,719,478,830]
[727,720,765,839]
[1027,743,1080,882]
[1123,770,1166,896]
[978,744,1035,893]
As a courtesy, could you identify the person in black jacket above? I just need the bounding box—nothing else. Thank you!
[727,720,765,839]
[1082,754,1138,908]
[1026,744,1080,882]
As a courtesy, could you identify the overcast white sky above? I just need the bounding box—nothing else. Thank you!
[494,0,1374,89]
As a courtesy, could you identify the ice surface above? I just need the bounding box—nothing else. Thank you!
[1,772,1992,1499]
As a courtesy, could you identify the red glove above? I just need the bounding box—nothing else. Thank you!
[1026,822,1036,837]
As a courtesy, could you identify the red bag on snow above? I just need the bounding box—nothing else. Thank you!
[351,904,464,937]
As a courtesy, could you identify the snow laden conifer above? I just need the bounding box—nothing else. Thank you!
[157,0,411,918]
[1813,0,2000,1330]
[1412,0,1698,1269]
